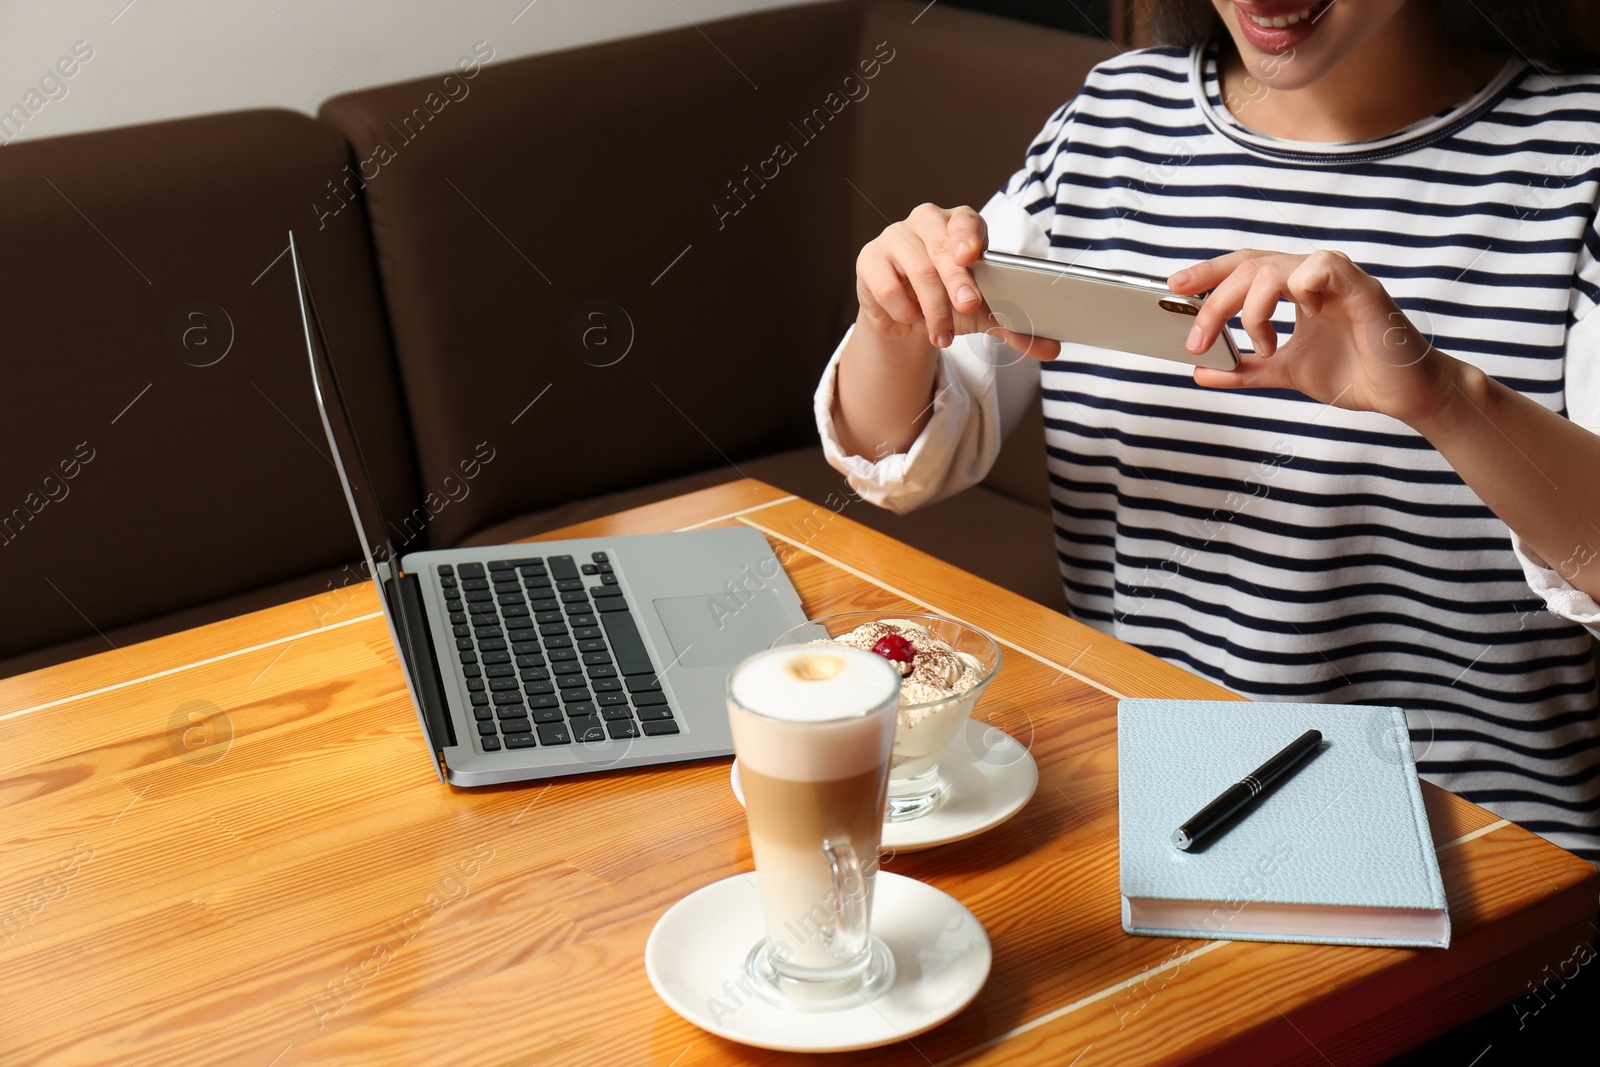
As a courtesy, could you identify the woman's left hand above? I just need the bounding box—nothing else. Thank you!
[1168,249,1461,427]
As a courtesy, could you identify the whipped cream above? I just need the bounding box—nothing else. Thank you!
[823,618,985,712]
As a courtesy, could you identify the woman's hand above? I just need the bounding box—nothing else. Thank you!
[856,203,1060,361]
[1169,248,1460,427]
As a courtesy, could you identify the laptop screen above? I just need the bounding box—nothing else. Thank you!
[292,231,449,779]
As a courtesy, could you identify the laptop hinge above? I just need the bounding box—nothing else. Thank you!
[393,573,458,754]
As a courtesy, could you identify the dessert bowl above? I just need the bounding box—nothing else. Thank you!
[769,611,1002,821]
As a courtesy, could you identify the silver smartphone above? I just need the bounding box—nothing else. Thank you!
[970,250,1240,370]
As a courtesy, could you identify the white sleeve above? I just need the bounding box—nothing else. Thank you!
[814,191,1049,515]
[1507,271,1600,637]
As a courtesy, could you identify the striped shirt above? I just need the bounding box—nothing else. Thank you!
[817,46,1600,863]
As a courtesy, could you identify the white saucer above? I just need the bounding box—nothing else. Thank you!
[731,719,1038,852]
[644,871,990,1052]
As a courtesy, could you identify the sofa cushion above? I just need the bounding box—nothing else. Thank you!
[319,2,868,549]
[0,108,415,669]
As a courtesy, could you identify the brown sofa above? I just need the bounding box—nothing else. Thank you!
[0,0,1114,678]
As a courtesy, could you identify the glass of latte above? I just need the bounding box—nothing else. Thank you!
[726,644,902,1009]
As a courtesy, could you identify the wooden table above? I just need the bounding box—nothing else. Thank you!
[1,479,1594,1067]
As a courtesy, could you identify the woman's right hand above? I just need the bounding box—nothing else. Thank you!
[854,202,1060,361]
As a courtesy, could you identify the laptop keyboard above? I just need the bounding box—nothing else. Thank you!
[436,551,680,753]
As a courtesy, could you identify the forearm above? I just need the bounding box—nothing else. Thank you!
[1412,358,1600,600]
[833,312,940,459]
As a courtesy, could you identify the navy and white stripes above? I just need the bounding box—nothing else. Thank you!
[819,45,1600,862]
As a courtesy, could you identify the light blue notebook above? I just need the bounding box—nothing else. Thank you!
[1118,699,1450,949]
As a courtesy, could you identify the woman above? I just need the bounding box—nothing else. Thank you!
[818,0,1600,861]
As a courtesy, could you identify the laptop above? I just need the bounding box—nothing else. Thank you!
[290,232,809,787]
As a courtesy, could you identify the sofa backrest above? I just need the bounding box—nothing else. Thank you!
[319,2,870,548]
[0,109,414,667]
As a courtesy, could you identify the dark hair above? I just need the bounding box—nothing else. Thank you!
[1140,0,1600,72]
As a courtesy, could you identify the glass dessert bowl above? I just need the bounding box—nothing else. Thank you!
[769,611,1002,821]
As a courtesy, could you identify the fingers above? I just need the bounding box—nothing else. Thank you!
[1187,257,1260,355]
[1168,249,1269,294]
[1237,261,1284,358]
[995,327,1060,362]
[1193,359,1290,392]
[854,204,994,349]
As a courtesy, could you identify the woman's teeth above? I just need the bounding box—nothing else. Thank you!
[1248,5,1316,28]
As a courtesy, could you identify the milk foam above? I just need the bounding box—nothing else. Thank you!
[728,646,899,780]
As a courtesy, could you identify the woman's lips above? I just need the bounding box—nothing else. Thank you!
[1231,0,1332,53]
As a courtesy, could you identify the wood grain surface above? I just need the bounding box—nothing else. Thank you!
[0,479,1593,1067]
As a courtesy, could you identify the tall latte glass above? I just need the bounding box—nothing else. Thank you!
[727,645,901,1009]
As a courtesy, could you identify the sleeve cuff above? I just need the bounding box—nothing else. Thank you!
[814,324,973,516]
[1511,533,1600,638]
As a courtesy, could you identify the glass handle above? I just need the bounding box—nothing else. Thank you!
[820,838,868,961]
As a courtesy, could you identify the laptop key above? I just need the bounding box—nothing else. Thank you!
[507,627,538,641]
[600,705,633,721]
[459,650,478,665]
[527,693,559,709]
[530,598,560,612]
[493,691,524,705]
[601,574,618,585]
[488,560,516,571]
[477,720,498,735]
[553,661,583,676]
[582,650,612,665]
[625,674,661,692]
[466,590,493,602]
[462,664,482,679]
[482,651,511,665]
[467,678,486,692]
[597,561,613,573]
[570,716,605,742]
[578,638,607,653]
[481,736,501,751]
[559,589,589,603]
[438,564,455,575]
[534,610,563,624]
[547,637,575,651]
[633,690,669,707]
[596,599,629,614]
[460,576,488,589]
[591,677,623,692]
[520,666,550,682]
[567,701,598,718]
[556,578,584,592]
[502,605,530,618]
[591,551,608,563]
[539,622,567,637]
[532,706,564,724]
[516,653,546,668]
[536,722,571,745]
[497,593,525,607]
[449,612,467,625]
[470,692,489,706]
[596,691,630,707]
[575,627,603,641]
[590,585,624,599]
[581,563,599,575]
[469,601,497,615]
[479,639,507,653]
[500,718,532,735]
[453,624,471,638]
[569,613,598,627]
[512,641,541,655]
[505,732,538,749]
[560,687,592,703]
[601,612,654,675]
[607,720,640,740]
[641,719,679,737]
[587,664,617,680]
[489,677,519,692]
[557,674,588,689]
[485,664,514,678]
[525,679,554,695]
[456,637,474,651]
[473,706,494,721]
[636,705,674,721]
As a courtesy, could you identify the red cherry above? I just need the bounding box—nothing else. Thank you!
[871,634,916,664]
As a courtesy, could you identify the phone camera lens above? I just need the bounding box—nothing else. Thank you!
[1158,298,1199,316]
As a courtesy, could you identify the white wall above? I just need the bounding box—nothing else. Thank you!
[0,0,815,145]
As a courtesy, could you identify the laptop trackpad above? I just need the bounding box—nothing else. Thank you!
[653,590,797,668]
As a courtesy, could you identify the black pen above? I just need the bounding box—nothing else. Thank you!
[1171,728,1323,850]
